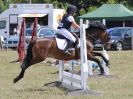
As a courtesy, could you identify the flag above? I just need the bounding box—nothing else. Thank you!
[31,17,38,40]
[17,18,26,62]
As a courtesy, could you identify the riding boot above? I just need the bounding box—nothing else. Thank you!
[63,40,74,55]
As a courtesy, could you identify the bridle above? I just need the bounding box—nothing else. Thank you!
[86,30,111,46]
[102,32,111,49]
[86,33,100,43]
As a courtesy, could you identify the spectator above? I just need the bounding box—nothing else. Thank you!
[14,25,20,35]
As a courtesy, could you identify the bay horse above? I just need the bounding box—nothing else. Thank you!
[13,22,111,83]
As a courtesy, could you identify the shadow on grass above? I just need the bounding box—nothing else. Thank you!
[44,81,68,92]
[13,87,48,92]
[50,69,70,75]
[13,81,67,94]
[10,59,20,63]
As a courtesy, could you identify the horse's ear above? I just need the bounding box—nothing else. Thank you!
[99,22,107,30]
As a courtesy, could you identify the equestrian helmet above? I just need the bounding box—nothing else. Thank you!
[67,5,77,14]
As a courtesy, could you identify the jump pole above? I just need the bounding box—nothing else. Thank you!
[58,19,89,93]
[80,19,88,90]
[102,47,110,75]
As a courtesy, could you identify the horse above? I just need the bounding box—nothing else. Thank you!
[13,22,111,83]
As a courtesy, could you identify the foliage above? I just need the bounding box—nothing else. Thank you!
[106,0,117,4]
[0,0,4,13]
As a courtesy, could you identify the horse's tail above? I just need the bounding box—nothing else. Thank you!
[21,41,35,69]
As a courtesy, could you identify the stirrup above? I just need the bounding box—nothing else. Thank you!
[63,50,71,55]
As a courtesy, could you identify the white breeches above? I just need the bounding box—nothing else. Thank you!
[58,28,76,42]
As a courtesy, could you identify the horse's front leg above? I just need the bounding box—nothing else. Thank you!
[87,54,105,75]
[92,51,110,68]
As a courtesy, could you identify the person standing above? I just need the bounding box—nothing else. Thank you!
[14,25,20,35]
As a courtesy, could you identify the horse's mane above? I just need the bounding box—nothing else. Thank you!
[86,22,106,31]
[75,22,106,37]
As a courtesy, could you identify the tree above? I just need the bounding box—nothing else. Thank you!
[0,0,5,13]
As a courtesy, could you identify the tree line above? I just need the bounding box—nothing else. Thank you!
[0,0,133,16]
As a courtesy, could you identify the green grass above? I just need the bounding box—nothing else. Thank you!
[0,50,133,99]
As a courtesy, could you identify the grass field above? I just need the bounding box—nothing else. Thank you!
[0,50,133,99]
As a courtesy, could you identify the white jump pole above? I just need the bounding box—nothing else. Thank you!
[131,29,133,50]
[58,19,89,92]
[59,60,64,82]
[102,19,106,25]
[85,20,93,76]
[88,60,93,75]
[102,47,110,75]
[80,19,89,90]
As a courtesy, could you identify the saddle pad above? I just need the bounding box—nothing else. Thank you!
[56,37,80,51]
[56,37,67,50]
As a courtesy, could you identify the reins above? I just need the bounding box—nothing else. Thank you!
[86,33,100,44]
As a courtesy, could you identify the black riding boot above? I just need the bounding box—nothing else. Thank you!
[63,40,74,55]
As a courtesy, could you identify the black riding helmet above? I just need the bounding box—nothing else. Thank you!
[67,5,77,14]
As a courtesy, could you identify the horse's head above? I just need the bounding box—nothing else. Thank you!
[85,22,111,50]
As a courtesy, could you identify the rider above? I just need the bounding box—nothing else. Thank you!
[58,5,80,55]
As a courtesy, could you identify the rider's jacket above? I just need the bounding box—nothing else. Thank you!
[58,14,72,30]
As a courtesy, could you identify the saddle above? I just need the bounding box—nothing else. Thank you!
[55,33,80,51]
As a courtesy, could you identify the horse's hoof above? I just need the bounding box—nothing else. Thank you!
[98,72,106,76]
[106,63,111,68]
[13,79,17,84]
[106,64,111,68]
[99,72,109,76]
[64,69,69,72]
[13,78,19,84]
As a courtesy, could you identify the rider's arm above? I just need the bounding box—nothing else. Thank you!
[71,21,80,29]
[68,16,80,30]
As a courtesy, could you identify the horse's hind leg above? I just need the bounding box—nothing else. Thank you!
[13,68,25,83]
[13,53,48,84]
[13,58,31,83]
[13,42,34,83]
[13,61,30,83]
[92,51,110,68]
